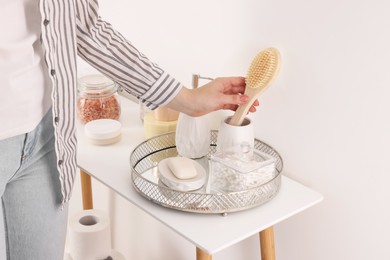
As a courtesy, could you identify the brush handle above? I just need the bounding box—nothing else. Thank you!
[229,83,266,126]
[228,102,252,126]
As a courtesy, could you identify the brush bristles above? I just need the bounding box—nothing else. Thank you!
[246,48,280,88]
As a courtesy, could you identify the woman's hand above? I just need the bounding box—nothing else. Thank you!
[166,77,259,117]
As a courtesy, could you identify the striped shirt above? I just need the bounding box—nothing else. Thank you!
[39,0,182,204]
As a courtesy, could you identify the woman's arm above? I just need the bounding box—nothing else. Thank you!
[167,77,257,117]
[75,0,256,116]
[75,0,181,110]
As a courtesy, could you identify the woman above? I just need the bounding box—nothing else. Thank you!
[0,0,257,259]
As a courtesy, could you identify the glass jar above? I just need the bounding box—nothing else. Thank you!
[77,74,121,124]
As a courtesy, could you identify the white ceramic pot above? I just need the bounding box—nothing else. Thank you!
[216,116,254,153]
[175,113,210,159]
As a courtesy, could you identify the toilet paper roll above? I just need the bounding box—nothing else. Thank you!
[109,250,126,260]
[68,209,111,260]
[65,250,125,260]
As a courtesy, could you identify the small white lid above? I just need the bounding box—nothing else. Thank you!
[84,119,122,140]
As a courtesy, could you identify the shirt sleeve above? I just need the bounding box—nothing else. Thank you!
[75,0,182,109]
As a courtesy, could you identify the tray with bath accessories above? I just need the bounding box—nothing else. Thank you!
[129,131,283,215]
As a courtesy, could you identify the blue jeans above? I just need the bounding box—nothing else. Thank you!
[0,110,68,260]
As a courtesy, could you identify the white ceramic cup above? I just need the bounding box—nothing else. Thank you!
[175,113,210,159]
[216,116,254,153]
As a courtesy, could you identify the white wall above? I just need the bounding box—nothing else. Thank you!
[69,0,390,259]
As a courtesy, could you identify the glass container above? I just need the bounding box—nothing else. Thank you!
[77,74,121,124]
[210,144,277,193]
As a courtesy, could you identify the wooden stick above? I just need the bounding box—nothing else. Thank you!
[80,169,93,210]
[196,247,212,260]
[259,226,276,260]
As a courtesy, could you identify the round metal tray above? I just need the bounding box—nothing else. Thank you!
[130,131,283,214]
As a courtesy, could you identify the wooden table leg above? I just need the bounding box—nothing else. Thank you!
[196,247,212,260]
[259,226,276,260]
[80,169,93,210]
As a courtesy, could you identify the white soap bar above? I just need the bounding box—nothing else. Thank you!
[167,157,197,179]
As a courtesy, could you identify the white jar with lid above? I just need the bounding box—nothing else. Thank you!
[77,74,121,124]
[84,119,122,145]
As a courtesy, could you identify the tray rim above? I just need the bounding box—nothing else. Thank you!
[130,130,283,214]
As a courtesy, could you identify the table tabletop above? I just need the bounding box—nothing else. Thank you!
[77,97,323,255]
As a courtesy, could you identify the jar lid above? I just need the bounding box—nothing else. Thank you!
[84,119,122,144]
[78,74,117,96]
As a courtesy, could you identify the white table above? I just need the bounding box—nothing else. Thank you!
[77,97,323,260]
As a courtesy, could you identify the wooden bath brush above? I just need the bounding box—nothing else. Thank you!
[229,47,281,126]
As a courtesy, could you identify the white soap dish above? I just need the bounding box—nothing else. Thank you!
[158,157,207,191]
